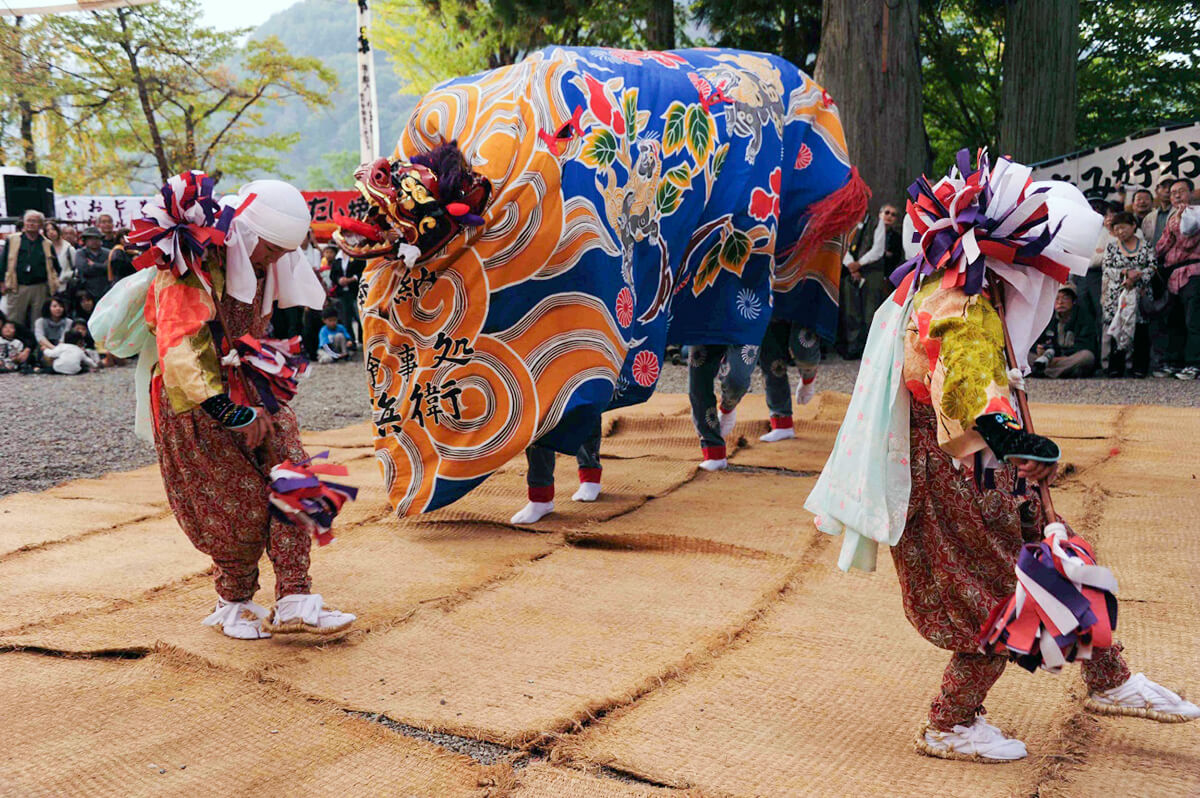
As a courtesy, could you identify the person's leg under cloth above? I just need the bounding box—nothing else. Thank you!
[688,344,756,470]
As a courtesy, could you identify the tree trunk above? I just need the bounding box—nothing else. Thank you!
[998,0,1078,163]
[645,0,675,51]
[815,0,925,215]
[117,9,171,181]
[18,98,36,173]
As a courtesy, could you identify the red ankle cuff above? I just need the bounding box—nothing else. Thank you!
[770,416,794,430]
[578,468,602,485]
[528,485,554,503]
[702,445,726,461]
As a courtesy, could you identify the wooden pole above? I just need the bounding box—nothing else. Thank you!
[992,278,1056,525]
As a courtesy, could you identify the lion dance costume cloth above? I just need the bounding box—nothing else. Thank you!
[336,47,867,515]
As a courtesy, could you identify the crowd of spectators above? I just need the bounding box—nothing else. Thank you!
[1,211,366,376]
[834,177,1200,382]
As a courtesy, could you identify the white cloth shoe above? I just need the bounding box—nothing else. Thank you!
[718,407,737,440]
[263,593,355,635]
[698,458,728,472]
[919,716,1027,762]
[759,427,795,443]
[511,500,554,524]
[571,482,601,502]
[202,599,271,640]
[1086,672,1200,722]
[794,379,816,405]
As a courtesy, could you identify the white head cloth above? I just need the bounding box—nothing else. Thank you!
[220,179,326,316]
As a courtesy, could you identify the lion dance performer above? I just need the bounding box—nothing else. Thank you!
[806,151,1198,762]
[334,47,866,515]
[91,173,356,640]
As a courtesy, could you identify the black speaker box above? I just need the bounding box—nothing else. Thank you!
[3,173,55,218]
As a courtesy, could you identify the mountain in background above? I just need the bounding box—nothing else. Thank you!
[251,0,419,188]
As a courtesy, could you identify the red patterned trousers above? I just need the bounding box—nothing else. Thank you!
[929,644,1131,730]
[154,383,312,603]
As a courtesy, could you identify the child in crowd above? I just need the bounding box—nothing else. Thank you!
[70,319,99,363]
[42,329,99,375]
[0,320,30,373]
[317,310,352,363]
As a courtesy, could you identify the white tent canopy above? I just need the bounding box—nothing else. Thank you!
[0,0,156,15]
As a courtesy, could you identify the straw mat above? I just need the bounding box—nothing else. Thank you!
[566,471,816,560]
[0,516,209,635]
[510,763,687,797]
[1114,404,1200,443]
[1026,402,1121,439]
[301,421,375,448]
[44,464,168,506]
[417,455,697,530]
[0,648,485,797]
[559,551,1080,797]
[0,493,163,557]
[1037,602,1200,798]
[4,520,553,661]
[235,545,796,747]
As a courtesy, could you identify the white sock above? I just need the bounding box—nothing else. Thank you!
[718,407,737,440]
[698,458,728,472]
[572,482,601,502]
[795,378,816,405]
[759,427,795,442]
[510,501,554,524]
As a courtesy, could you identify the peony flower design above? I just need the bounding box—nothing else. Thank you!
[631,350,660,386]
[615,287,634,328]
[735,288,762,320]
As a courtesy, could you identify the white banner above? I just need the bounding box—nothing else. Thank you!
[1030,122,1200,198]
[356,0,381,164]
[55,195,153,227]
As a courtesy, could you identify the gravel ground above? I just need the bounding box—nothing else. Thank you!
[2,353,1196,497]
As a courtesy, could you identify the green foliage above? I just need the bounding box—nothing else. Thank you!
[1076,0,1200,147]
[921,0,1200,174]
[920,0,1006,175]
[690,0,822,68]
[375,0,643,96]
[1,0,335,191]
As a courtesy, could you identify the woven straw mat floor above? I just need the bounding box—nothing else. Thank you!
[2,392,1197,796]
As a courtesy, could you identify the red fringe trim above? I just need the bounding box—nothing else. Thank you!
[791,167,872,271]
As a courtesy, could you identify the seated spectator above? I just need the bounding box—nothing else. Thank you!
[34,296,73,361]
[70,319,100,365]
[1155,178,1200,379]
[1032,284,1097,379]
[0,319,30,373]
[74,227,111,299]
[72,289,96,323]
[317,310,352,363]
[42,328,99,375]
[106,228,136,284]
[1101,212,1154,377]
[44,221,76,286]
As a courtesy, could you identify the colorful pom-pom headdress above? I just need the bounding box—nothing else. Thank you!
[892,149,1098,298]
[127,170,247,289]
